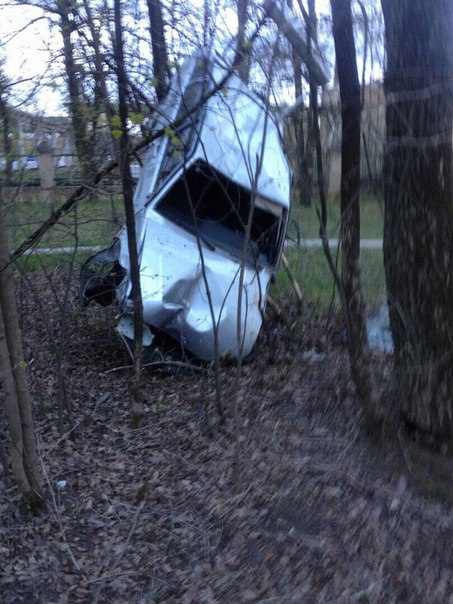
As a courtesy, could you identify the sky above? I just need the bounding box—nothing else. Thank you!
[0,3,64,113]
[0,0,333,117]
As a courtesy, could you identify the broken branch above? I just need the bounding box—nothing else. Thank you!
[281,253,303,307]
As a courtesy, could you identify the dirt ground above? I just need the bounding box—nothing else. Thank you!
[1,271,452,603]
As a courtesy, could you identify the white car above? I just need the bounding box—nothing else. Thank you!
[81,52,290,360]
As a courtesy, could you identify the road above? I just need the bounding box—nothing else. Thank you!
[21,239,384,256]
[287,238,383,249]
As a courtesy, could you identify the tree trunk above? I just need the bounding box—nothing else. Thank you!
[0,88,12,184]
[302,0,317,207]
[82,0,118,157]
[289,3,306,206]
[302,109,314,207]
[114,0,145,424]
[292,70,308,206]
[330,0,378,419]
[0,302,29,494]
[236,0,250,83]
[0,191,44,510]
[382,0,453,439]
[146,0,170,102]
[57,0,93,180]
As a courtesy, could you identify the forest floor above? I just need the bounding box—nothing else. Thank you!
[1,271,452,604]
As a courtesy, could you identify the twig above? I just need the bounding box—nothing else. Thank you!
[100,360,208,375]
[281,253,303,307]
[397,426,416,479]
[266,294,282,316]
[44,394,110,455]
[92,502,145,603]
[38,444,87,580]
[0,431,10,480]
[207,484,253,521]
[116,331,134,363]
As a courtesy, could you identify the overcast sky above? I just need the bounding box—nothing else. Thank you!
[0,3,64,113]
[0,1,332,116]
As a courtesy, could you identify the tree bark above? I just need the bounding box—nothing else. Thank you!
[146,0,170,101]
[288,0,307,206]
[330,0,378,419]
[382,0,453,439]
[82,0,118,155]
[0,302,29,494]
[114,0,145,424]
[236,0,250,83]
[302,0,316,206]
[57,0,93,180]
[0,87,12,184]
[0,191,44,510]
[292,63,308,206]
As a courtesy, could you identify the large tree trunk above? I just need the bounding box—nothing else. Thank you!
[330,0,378,419]
[382,0,453,439]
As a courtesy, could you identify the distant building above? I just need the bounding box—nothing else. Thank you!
[1,109,76,168]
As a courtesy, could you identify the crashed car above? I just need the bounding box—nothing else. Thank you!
[80,52,291,360]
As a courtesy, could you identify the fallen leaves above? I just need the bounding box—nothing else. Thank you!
[0,272,452,603]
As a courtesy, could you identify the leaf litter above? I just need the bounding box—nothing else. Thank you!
[0,270,452,603]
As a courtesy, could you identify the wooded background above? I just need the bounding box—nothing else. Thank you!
[0,3,452,600]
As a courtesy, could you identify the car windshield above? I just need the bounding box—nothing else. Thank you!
[155,161,284,266]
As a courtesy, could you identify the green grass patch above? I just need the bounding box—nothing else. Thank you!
[289,194,384,240]
[271,245,386,316]
[360,249,387,312]
[13,250,98,273]
[4,191,124,252]
[278,194,386,316]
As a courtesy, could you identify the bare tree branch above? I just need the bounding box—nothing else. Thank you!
[6,16,267,268]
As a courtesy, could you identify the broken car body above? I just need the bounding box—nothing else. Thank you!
[81,53,291,360]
